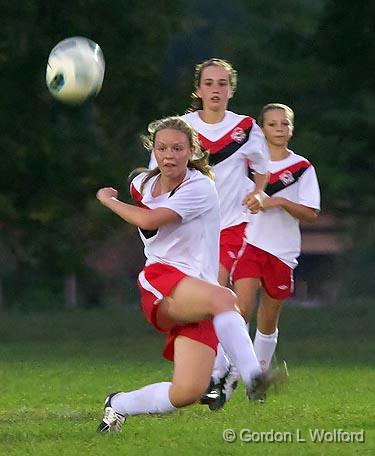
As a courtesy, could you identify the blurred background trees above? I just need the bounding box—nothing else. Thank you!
[0,0,373,308]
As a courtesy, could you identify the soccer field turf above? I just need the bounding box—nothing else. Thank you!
[0,301,373,455]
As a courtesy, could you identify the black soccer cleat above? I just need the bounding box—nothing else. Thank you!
[97,392,126,433]
[200,365,239,411]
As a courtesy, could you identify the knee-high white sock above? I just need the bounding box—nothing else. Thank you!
[110,382,176,416]
[211,343,230,383]
[213,311,261,387]
[254,329,279,372]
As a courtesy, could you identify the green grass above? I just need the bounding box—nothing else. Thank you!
[0,301,374,455]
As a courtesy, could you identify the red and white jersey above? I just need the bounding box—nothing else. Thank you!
[182,111,269,229]
[149,110,269,230]
[130,168,220,283]
[245,151,321,268]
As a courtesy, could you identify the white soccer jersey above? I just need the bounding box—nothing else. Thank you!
[149,110,269,230]
[245,151,321,268]
[130,168,220,283]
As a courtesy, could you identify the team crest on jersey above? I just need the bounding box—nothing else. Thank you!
[231,127,247,143]
[279,170,295,186]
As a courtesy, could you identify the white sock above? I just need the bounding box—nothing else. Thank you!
[213,311,261,387]
[110,382,176,416]
[254,329,279,371]
[211,343,230,383]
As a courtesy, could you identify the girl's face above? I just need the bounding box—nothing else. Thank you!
[262,109,293,148]
[153,128,192,180]
[197,65,233,113]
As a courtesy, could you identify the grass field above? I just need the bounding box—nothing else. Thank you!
[0,300,374,455]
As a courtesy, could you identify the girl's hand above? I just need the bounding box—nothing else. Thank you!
[242,191,264,214]
[96,187,118,204]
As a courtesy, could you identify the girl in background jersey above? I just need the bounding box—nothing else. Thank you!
[183,58,269,286]
[150,59,269,284]
[233,103,321,374]
[184,59,270,407]
[96,116,279,433]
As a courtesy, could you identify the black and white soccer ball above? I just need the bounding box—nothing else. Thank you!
[46,36,105,105]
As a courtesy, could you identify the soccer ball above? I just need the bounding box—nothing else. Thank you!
[46,36,105,105]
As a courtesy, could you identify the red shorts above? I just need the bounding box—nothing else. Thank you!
[220,222,247,273]
[137,263,219,361]
[232,244,294,300]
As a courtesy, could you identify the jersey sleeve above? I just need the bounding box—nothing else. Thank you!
[129,173,147,205]
[298,165,321,210]
[243,122,269,175]
[159,176,218,222]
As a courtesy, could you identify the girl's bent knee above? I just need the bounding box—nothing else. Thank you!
[211,287,237,314]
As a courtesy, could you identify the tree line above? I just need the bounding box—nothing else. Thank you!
[0,0,373,308]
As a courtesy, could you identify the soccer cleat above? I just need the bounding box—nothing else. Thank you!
[199,378,219,406]
[200,380,223,410]
[202,387,225,411]
[223,365,240,401]
[200,365,239,411]
[97,392,126,433]
[247,362,288,402]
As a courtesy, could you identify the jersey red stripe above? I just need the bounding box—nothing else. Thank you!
[268,160,311,184]
[130,182,150,209]
[197,117,254,154]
